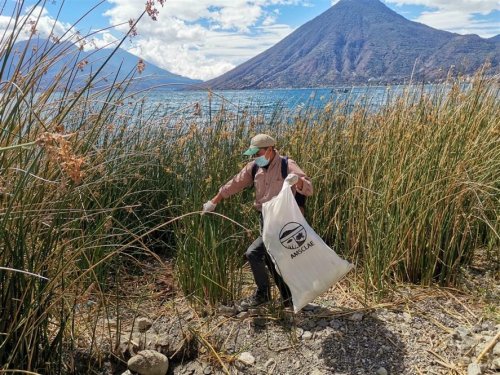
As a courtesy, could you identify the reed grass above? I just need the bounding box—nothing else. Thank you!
[0,0,170,370]
[165,75,499,304]
[0,1,499,372]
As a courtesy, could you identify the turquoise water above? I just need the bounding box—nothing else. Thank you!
[113,83,454,127]
[141,86,396,116]
[121,85,434,128]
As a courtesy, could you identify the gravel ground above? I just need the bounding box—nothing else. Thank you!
[76,255,499,375]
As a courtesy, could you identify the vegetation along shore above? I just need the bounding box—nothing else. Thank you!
[0,1,499,374]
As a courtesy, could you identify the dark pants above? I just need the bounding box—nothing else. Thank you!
[245,235,292,301]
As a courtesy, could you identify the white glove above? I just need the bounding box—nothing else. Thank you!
[285,173,299,186]
[202,200,217,212]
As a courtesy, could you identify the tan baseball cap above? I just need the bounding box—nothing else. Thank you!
[243,134,276,156]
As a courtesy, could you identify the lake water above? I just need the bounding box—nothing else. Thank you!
[131,85,422,120]
[103,83,460,130]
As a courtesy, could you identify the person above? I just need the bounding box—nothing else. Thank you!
[202,133,313,309]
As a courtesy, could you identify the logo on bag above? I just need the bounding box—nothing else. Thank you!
[279,222,307,250]
[279,222,315,259]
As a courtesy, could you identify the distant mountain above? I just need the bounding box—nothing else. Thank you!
[2,38,201,90]
[205,0,500,89]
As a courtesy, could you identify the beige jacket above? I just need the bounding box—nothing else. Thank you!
[218,150,313,211]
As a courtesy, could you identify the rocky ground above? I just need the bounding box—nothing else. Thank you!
[75,254,499,375]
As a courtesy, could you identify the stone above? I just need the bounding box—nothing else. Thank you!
[348,312,364,321]
[310,369,324,375]
[402,312,412,323]
[460,356,471,365]
[472,325,482,334]
[460,337,476,351]
[319,327,334,337]
[218,305,237,315]
[302,331,313,340]
[203,365,213,374]
[264,358,276,369]
[329,319,342,329]
[294,327,304,337]
[490,358,500,371]
[376,367,388,375]
[181,361,204,374]
[467,363,482,375]
[236,311,249,319]
[317,319,329,328]
[151,329,197,361]
[237,352,255,365]
[481,335,493,343]
[137,318,153,333]
[128,350,169,375]
[121,371,133,375]
[303,303,320,312]
[481,322,494,332]
[252,318,267,327]
[493,342,500,356]
[453,327,470,340]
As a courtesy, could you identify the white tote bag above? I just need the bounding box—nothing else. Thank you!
[262,179,353,312]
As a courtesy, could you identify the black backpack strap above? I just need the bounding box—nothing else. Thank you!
[295,190,306,208]
[281,156,288,179]
[251,162,258,181]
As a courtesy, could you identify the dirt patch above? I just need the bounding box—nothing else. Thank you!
[72,254,499,375]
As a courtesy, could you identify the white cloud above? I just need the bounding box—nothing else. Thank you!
[100,0,500,80]
[3,0,498,83]
[416,10,472,30]
[0,1,298,80]
[212,5,263,32]
[0,5,72,42]
[125,23,293,80]
[386,0,499,14]
[89,31,119,49]
[0,5,118,51]
[385,0,500,37]
[262,14,278,26]
[128,40,235,81]
[102,0,298,80]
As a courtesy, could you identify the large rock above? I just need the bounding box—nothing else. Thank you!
[152,319,198,360]
[128,350,169,375]
[137,317,153,333]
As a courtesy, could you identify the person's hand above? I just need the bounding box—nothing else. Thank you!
[285,173,299,186]
[202,200,217,213]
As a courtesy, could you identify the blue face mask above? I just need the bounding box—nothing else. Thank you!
[255,155,270,167]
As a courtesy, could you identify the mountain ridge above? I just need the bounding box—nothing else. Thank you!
[205,0,499,89]
[3,38,202,91]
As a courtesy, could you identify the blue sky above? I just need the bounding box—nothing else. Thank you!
[1,0,499,80]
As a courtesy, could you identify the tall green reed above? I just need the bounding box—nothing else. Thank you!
[171,76,498,303]
[288,76,499,293]
[0,0,171,371]
[0,1,498,371]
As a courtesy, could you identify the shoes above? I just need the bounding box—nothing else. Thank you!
[238,291,270,310]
